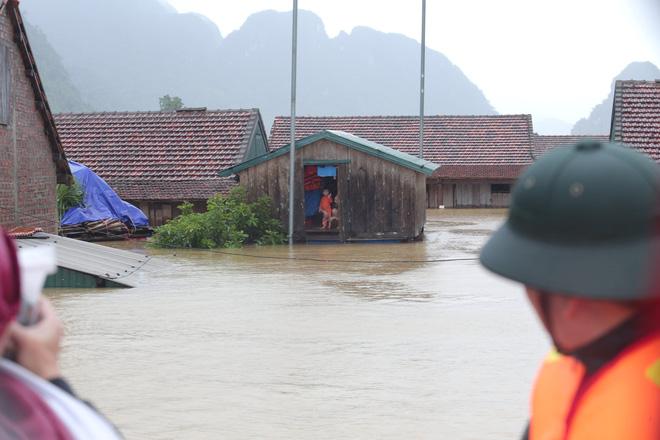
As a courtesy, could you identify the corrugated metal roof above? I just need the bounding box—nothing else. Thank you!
[15,233,152,288]
[219,129,439,177]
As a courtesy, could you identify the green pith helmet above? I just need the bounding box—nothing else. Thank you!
[480,141,660,300]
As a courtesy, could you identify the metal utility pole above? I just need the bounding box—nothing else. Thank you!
[419,0,426,159]
[288,0,298,245]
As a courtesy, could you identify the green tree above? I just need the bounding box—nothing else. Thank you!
[159,95,184,111]
[56,182,84,220]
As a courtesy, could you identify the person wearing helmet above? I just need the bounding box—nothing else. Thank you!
[480,141,660,440]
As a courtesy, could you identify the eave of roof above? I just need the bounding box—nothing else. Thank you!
[6,0,71,182]
[219,130,440,177]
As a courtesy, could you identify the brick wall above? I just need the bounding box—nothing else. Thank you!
[0,6,58,233]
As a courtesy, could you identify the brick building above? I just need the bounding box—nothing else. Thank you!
[0,0,70,232]
[610,80,660,161]
[55,108,268,225]
[269,115,535,208]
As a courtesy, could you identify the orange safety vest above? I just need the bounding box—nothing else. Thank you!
[530,331,660,440]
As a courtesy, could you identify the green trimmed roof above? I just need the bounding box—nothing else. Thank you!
[218,130,439,177]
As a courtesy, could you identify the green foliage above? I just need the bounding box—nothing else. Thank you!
[178,201,194,216]
[150,187,286,249]
[159,95,184,111]
[56,182,84,220]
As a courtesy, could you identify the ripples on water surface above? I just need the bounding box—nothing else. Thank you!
[49,209,548,439]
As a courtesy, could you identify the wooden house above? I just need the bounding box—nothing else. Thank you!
[0,0,71,233]
[269,115,535,209]
[219,130,438,242]
[55,108,268,226]
[610,80,660,161]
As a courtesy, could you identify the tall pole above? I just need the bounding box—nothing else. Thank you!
[419,0,426,159]
[288,0,298,245]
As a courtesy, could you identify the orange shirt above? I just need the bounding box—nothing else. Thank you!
[319,195,332,213]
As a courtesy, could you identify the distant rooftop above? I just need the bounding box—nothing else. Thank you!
[220,130,439,177]
[269,115,535,179]
[611,80,660,161]
[55,109,265,200]
[532,134,609,158]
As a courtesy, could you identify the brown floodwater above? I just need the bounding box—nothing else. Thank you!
[47,209,548,440]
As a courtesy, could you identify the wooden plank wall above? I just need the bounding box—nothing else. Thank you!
[435,182,513,208]
[415,173,427,235]
[344,146,422,240]
[237,140,426,241]
[426,181,443,208]
[134,201,204,226]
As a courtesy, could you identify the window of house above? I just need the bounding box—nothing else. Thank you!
[0,45,10,125]
[491,184,511,194]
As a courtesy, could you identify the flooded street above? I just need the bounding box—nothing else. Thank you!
[48,210,548,440]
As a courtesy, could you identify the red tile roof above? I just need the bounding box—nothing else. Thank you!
[55,109,262,201]
[269,115,534,179]
[611,80,660,161]
[7,227,43,239]
[109,179,235,201]
[532,134,609,158]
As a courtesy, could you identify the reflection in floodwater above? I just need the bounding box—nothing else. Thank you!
[49,209,548,440]
[324,279,435,302]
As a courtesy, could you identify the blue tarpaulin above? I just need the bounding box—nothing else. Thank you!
[317,166,337,177]
[61,161,149,227]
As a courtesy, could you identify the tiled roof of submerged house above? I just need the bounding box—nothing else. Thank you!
[610,80,660,161]
[532,134,610,158]
[55,109,266,200]
[269,115,535,179]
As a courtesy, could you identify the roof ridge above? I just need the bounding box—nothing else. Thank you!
[616,79,660,86]
[534,134,609,138]
[55,108,260,117]
[274,114,530,119]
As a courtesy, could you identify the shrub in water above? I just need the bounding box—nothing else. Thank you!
[150,187,285,248]
[56,182,84,221]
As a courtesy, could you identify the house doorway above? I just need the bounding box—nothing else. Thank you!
[303,164,341,237]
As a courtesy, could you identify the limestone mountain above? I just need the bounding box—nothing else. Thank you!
[23,22,90,113]
[21,0,495,127]
[572,61,660,135]
[21,0,223,113]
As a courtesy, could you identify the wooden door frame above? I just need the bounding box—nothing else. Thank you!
[301,162,347,241]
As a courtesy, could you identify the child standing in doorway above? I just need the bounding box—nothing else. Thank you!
[319,189,333,229]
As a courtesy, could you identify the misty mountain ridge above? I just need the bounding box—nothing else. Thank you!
[21,0,494,127]
[24,22,90,113]
[572,61,660,135]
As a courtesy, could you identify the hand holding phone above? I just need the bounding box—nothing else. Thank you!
[17,247,57,326]
[9,298,64,380]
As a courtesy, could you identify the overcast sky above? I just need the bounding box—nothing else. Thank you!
[167,0,659,132]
